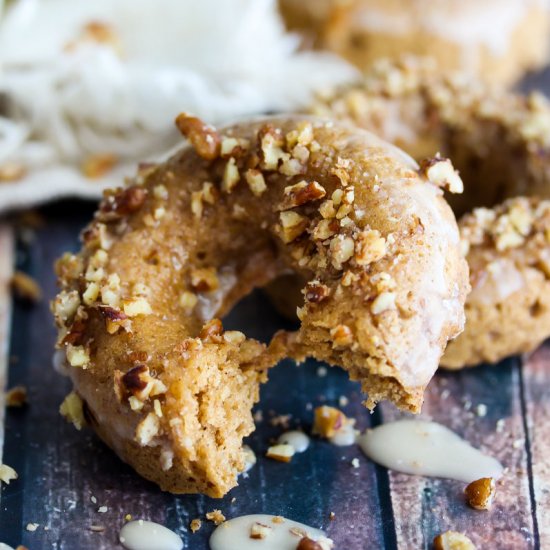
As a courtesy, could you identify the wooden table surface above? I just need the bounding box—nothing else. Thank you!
[2,73,550,550]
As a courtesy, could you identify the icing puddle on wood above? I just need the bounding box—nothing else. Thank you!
[277,430,310,452]
[209,514,332,550]
[358,419,503,483]
[119,519,183,550]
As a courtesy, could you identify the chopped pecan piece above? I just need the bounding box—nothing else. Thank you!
[312,406,347,439]
[200,318,223,340]
[464,477,496,510]
[419,156,463,194]
[433,531,476,550]
[205,509,226,525]
[175,114,221,160]
[250,522,272,540]
[101,186,147,217]
[121,365,149,393]
[11,271,42,302]
[5,386,27,407]
[61,318,87,346]
[304,280,330,303]
[282,180,326,208]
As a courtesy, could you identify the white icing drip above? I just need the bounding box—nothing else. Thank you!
[328,423,357,447]
[52,348,70,376]
[468,259,525,306]
[119,520,183,550]
[209,514,332,550]
[0,543,15,550]
[196,267,238,322]
[354,0,545,56]
[277,430,310,453]
[242,445,257,472]
[358,420,503,483]
[384,180,464,388]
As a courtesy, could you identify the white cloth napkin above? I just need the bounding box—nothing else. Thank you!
[0,0,357,212]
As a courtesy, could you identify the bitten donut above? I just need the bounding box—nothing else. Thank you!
[280,0,550,85]
[311,58,550,368]
[52,115,467,496]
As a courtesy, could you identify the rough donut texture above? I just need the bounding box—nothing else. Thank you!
[280,0,550,85]
[311,58,550,367]
[444,198,550,367]
[52,115,467,495]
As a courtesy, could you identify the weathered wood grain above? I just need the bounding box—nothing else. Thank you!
[520,345,550,550]
[0,225,14,454]
[380,362,537,549]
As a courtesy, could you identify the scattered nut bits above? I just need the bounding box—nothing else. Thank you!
[266,443,295,463]
[433,531,476,550]
[0,463,18,484]
[59,391,86,430]
[279,211,309,243]
[135,412,160,446]
[330,324,353,348]
[206,509,226,525]
[190,267,219,292]
[371,291,396,315]
[283,180,326,208]
[190,518,202,533]
[419,156,463,194]
[312,406,347,439]
[464,477,496,510]
[11,271,42,303]
[297,537,334,550]
[304,280,330,303]
[5,385,27,407]
[250,522,273,540]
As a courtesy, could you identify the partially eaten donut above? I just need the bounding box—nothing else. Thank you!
[312,58,550,368]
[52,115,468,496]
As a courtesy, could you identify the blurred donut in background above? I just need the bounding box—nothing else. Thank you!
[280,0,550,85]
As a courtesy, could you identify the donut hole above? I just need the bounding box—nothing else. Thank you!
[223,286,300,343]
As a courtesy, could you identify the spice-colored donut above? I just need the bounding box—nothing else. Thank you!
[280,0,550,85]
[311,58,550,368]
[52,115,467,496]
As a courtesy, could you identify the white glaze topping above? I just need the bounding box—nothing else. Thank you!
[277,430,310,453]
[358,419,503,483]
[468,259,525,306]
[328,423,357,447]
[209,514,332,550]
[52,348,70,376]
[119,520,183,550]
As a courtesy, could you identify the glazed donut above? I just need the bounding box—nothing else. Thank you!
[52,114,468,496]
[280,0,550,85]
[310,58,550,368]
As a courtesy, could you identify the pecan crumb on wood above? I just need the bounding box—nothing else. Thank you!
[11,271,42,302]
[5,385,27,407]
[464,477,496,510]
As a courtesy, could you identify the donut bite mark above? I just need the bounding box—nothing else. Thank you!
[52,115,468,495]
